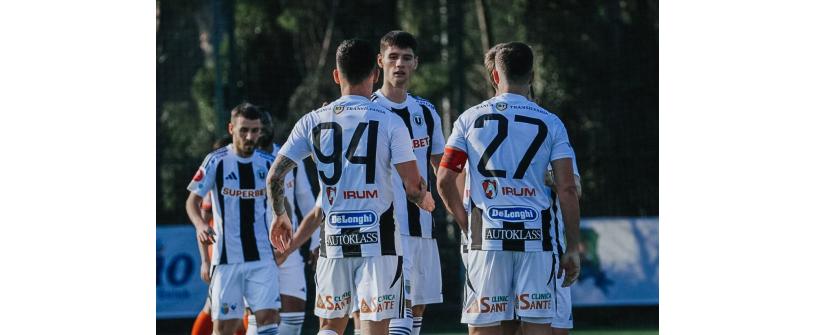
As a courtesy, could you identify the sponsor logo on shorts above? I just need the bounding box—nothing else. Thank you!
[360,294,396,314]
[315,291,352,311]
[221,303,229,314]
[484,228,542,241]
[487,206,538,222]
[324,232,379,246]
[517,293,552,311]
[221,187,266,198]
[327,210,378,228]
[465,295,512,313]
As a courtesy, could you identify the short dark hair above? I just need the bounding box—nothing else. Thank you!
[230,102,262,122]
[494,42,534,85]
[380,30,418,53]
[484,43,505,77]
[257,110,275,149]
[336,39,378,85]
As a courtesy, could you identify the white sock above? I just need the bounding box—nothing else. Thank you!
[318,330,339,335]
[278,312,305,335]
[412,316,423,335]
[256,323,278,335]
[389,316,412,335]
[245,314,258,335]
[353,329,361,335]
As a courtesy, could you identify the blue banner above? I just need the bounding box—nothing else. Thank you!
[157,225,209,318]
[571,218,659,306]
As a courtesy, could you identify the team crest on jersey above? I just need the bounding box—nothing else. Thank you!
[482,179,498,199]
[413,114,424,126]
[496,102,508,111]
[257,169,266,180]
[326,186,336,205]
[333,105,345,114]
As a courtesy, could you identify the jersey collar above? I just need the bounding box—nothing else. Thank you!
[373,89,410,109]
[496,93,528,102]
[227,144,255,163]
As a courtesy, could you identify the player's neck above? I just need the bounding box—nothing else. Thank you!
[497,85,529,97]
[341,83,373,99]
[380,83,408,104]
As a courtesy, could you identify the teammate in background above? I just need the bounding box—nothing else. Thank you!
[436,42,581,335]
[266,39,434,335]
[186,103,282,335]
[372,30,446,335]
[191,136,243,335]
[258,111,317,335]
[544,162,582,335]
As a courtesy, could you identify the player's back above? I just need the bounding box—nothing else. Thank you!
[279,94,416,257]
[449,93,574,251]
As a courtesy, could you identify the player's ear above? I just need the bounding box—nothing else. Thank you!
[377,53,384,68]
[491,68,500,86]
[413,55,419,70]
[372,67,380,84]
[227,122,234,135]
[332,68,341,85]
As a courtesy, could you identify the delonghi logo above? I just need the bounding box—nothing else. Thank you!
[487,206,538,222]
[327,210,378,228]
[325,232,379,246]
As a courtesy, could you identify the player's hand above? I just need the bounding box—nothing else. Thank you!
[270,213,293,251]
[558,250,581,287]
[417,192,435,212]
[200,262,211,284]
[196,224,216,245]
[274,249,289,266]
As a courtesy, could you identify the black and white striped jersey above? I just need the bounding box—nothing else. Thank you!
[278,95,417,258]
[187,144,276,264]
[372,90,445,239]
[446,93,576,252]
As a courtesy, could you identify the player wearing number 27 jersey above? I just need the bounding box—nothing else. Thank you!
[437,42,582,331]
[266,39,434,335]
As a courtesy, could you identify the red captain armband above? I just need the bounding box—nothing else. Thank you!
[440,147,468,173]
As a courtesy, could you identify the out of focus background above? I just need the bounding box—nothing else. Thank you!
[156,0,658,333]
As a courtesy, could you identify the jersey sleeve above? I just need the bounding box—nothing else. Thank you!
[278,113,314,161]
[187,153,218,197]
[294,164,317,220]
[389,114,417,164]
[549,118,575,162]
[445,115,468,152]
[430,109,445,155]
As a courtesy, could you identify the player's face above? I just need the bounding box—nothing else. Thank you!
[229,116,262,157]
[379,46,417,88]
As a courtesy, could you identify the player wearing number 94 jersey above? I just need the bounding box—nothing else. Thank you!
[266,39,434,335]
[437,42,582,332]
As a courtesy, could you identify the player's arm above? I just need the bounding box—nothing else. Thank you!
[437,147,469,233]
[394,161,434,211]
[552,158,581,287]
[266,154,298,250]
[280,205,323,262]
[185,193,215,245]
[429,154,442,175]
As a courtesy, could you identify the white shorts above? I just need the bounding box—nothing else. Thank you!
[314,255,405,321]
[461,250,555,325]
[551,254,573,329]
[209,260,281,320]
[278,251,307,301]
[401,236,443,305]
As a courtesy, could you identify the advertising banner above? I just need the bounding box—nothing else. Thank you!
[571,218,659,306]
[157,225,208,318]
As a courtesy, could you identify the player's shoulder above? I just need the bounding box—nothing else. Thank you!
[254,148,276,163]
[202,146,230,169]
[458,98,494,120]
[509,99,555,117]
[408,93,438,111]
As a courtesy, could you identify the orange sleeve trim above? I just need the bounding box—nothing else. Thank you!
[440,147,468,173]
